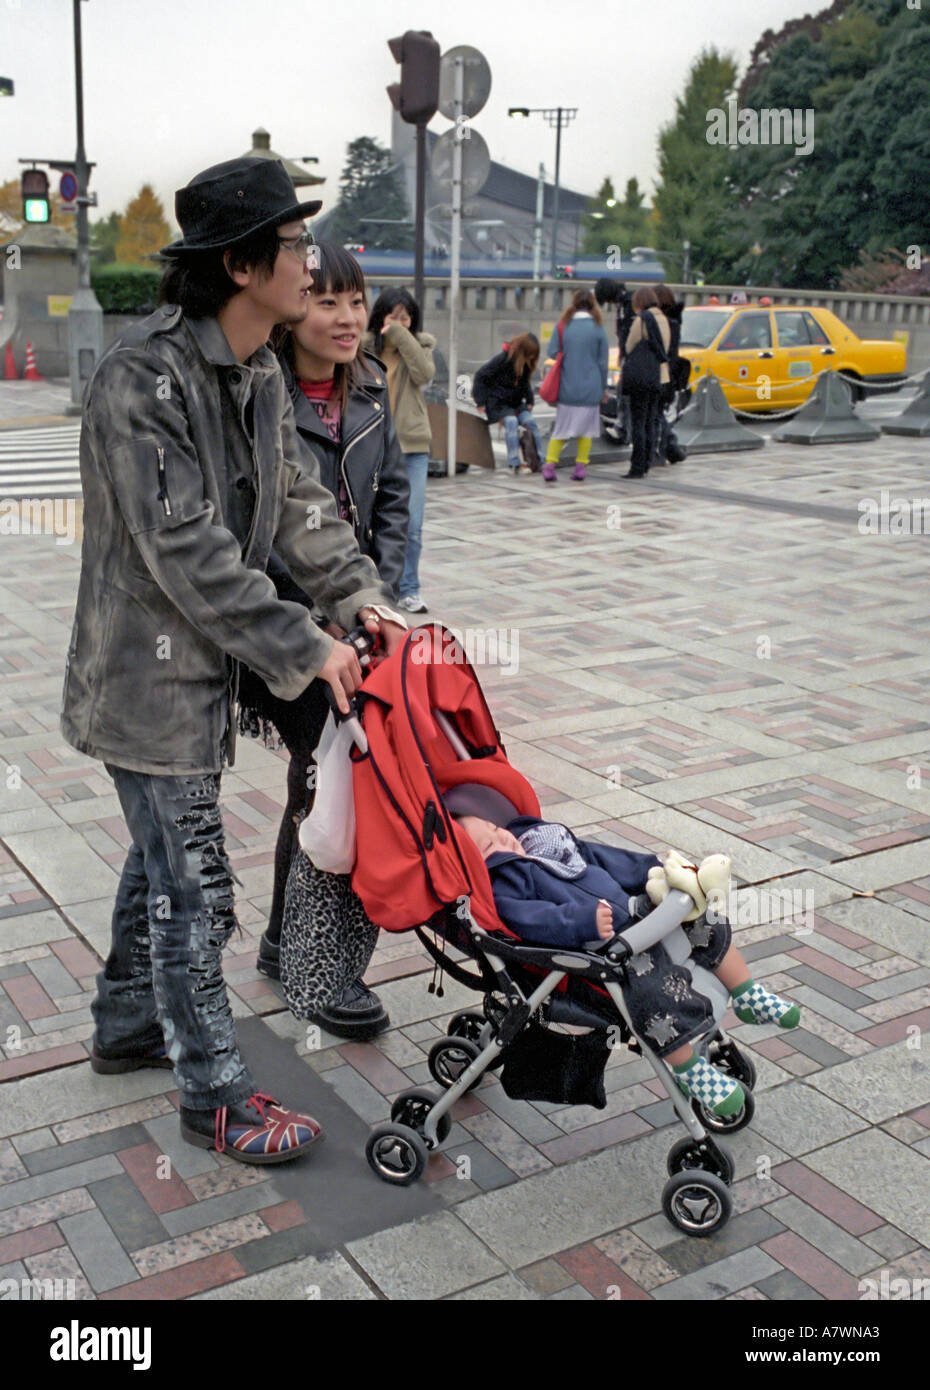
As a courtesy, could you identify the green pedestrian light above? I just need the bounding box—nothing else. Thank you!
[21,168,51,223]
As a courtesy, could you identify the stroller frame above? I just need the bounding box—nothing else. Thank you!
[341,634,757,1236]
[369,886,758,1238]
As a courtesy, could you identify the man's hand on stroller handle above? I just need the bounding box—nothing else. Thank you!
[318,638,364,715]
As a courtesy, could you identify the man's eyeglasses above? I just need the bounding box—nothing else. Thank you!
[277,230,318,268]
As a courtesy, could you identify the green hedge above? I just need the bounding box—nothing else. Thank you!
[91,264,161,315]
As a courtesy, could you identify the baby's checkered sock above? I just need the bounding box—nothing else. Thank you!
[672,1054,745,1117]
[730,978,801,1030]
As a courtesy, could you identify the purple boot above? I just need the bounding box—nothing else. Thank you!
[542,462,557,483]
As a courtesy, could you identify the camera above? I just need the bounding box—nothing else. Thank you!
[593,277,631,311]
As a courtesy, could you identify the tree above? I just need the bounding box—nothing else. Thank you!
[652,49,740,282]
[582,176,651,259]
[732,0,929,287]
[325,137,413,251]
[90,210,122,266]
[115,185,170,264]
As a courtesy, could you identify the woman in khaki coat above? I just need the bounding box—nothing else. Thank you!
[365,289,436,612]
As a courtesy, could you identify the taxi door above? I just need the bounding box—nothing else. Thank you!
[773,309,827,407]
[711,310,784,410]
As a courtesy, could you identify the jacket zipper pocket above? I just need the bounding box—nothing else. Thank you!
[156,446,173,517]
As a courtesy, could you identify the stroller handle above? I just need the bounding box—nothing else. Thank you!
[604,890,696,962]
[322,624,378,726]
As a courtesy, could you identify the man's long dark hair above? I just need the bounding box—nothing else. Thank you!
[367,287,422,354]
[159,223,281,317]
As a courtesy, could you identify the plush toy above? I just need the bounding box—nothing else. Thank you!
[645,851,732,921]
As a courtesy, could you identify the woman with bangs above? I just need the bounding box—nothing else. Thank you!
[238,241,409,1038]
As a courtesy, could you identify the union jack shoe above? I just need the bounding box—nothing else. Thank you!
[180,1091,323,1165]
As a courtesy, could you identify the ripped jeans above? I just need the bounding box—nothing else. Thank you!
[92,766,255,1111]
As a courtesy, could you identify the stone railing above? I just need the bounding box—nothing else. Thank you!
[37,279,928,383]
[361,278,930,379]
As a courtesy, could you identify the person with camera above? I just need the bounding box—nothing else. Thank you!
[594,277,634,446]
[652,283,688,467]
[620,286,671,479]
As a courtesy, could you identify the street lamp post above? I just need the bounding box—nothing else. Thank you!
[508,106,578,277]
[66,0,103,413]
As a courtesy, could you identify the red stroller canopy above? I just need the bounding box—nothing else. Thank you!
[351,625,540,934]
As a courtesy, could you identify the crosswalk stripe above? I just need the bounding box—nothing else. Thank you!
[0,424,81,499]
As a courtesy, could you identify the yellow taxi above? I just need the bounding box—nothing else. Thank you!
[678,303,906,413]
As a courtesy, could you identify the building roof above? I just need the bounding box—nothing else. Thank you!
[240,127,325,187]
[423,128,589,217]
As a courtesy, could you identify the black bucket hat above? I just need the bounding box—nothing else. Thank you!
[161,157,323,257]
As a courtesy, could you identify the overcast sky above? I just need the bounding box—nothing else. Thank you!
[4,0,817,227]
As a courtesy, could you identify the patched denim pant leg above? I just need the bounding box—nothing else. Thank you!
[95,764,256,1111]
[91,841,163,1051]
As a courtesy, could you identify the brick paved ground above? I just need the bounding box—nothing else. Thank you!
[1,401,929,1300]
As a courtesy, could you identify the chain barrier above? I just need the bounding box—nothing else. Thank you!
[686,361,929,424]
[698,362,929,394]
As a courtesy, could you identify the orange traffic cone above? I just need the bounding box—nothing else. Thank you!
[23,342,42,382]
[4,342,17,380]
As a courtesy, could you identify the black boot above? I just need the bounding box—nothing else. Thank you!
[307,979,389,1039]
[256,930,280,981]
[91,1029,172,1074]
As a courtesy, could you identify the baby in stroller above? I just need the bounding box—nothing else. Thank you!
[446,785,801,1120]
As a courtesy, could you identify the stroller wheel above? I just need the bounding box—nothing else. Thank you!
[428,1035,483,1092]
[447,1010,484,1041]
[662,1170,732,1238]
[691,1084,756,1136]
[390,1087,451,1148]
[447,1011,506,1071]
[366,1122,429,1185]
[667,1135,735,1186]
[709,1040,757,1091]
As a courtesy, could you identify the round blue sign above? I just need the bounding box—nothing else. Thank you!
[59,172,78,202]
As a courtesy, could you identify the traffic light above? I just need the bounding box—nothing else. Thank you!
[387,30,440,125]
[21,168,50,223]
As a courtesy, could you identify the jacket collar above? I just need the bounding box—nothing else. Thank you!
[186,315,278,377]
[284,353,387,444]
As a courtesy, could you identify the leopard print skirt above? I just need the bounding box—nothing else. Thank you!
[280,848,380,1020]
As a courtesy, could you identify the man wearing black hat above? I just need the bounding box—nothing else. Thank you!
[61,158,406,1164]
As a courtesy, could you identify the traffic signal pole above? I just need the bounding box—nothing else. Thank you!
[66,0,103,413]
[446,54,464,479]
[387,30,440,315]
[414,124,426,313]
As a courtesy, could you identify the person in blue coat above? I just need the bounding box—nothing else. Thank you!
[449,789,800,1118]
[542,289,609,483]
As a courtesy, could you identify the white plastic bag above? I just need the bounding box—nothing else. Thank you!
[297,711,357,874]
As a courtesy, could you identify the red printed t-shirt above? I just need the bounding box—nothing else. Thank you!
[297,377,349,521]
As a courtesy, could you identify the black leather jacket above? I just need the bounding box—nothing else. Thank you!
[266,353,410,613]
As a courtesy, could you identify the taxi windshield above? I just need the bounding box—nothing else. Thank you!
[680,308,730,349]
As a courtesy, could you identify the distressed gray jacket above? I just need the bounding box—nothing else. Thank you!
[60,306,391,776]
